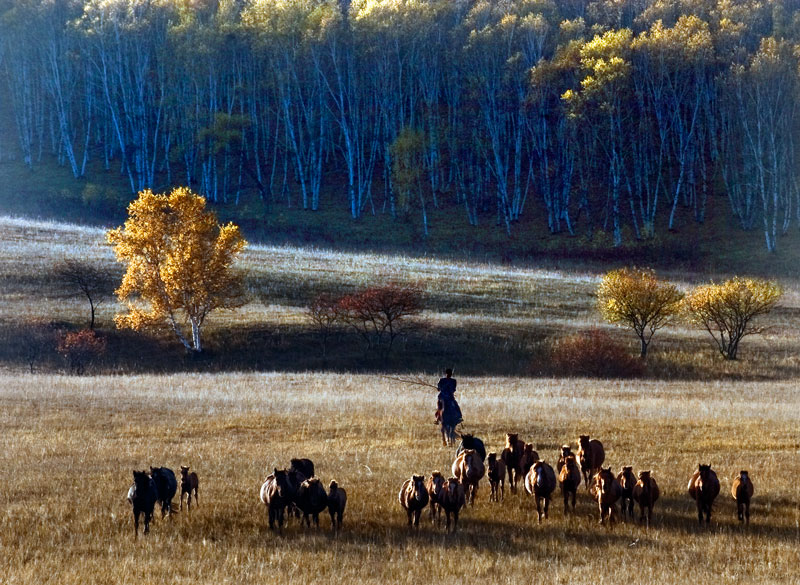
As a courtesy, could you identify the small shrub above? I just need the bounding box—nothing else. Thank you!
[549,329,644,378]
[58,329,107,374]
[308,293,342,358]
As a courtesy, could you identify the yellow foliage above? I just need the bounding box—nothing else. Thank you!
[597,267,683,357]
[683,277,782,360]
[106,187,247,352]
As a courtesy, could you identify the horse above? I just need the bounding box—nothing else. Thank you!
[524,460,556,523]
[556,445,574,474]
[297,477,328,527]
[632,470,660,527]
[179,466,199,512]
[127,470,157,539]
[426,471,446,524]
[578,436,605,489]
[487,452,506,502]
[327,480,347,532]
[399,474,429,528]
[688,464,720,526]
[452,448,485,506]
[290,458,315,480]
[440,477,466,533]
[501,433,526,493]
[285,466,308,521]
[457,433,486,462]
[149,466,177,518]
[519,444,540,479]
[438,398,462,447]
[260,468,292,531]
[617,466,636,521]
[558,454,582,515]
[731,470,754,525]
[591,467,622,527]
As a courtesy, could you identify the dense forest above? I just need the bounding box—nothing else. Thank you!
[1,0,799,251]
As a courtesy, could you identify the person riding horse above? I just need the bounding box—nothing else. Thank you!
[436,368,463,446]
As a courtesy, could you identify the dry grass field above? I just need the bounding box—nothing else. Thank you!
[0,216,799,584]
[0,373,798,584]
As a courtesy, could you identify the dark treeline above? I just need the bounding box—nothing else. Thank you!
[1,0,799,250]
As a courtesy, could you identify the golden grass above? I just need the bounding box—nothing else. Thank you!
[1,372,798,584]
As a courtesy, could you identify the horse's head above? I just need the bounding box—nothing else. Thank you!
[429,471,445,497]
[598,467,614,490]
[411,475,426,501]
[638,470,651,482]
[565,455,578,470]
[272,468,290,497]
[487,452,497,465]
[329,480,339,492]
[739,470,749,482]
[180,466,190,478]
[698,464,712,481]
[505,433,518,448]
[560,445,572,458]
[446,477,460,498]
[533,460,547,485]
[622,466,633,475]
[132,470,150,493]
[578,435,591,450]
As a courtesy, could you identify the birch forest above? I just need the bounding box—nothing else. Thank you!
[1,0,799,250]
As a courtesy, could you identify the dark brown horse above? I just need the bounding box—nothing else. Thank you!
[127,470,157,539]
[558,454,581,515]
[260,468,292,531]
[591,467,622,527]
[501,433,526,493]
[632,470,660,527]
[297,477,328,527]
[453,448,485,505]
[439,477,466,533]
[731,470,754,525]
[426,471,446,524]
[578,436,605,489]
[556,445,574,474]
[487,452,506,502]
[179,466,199,512]
[399,474,429,528]
[688,464,720,525]
[524,460,556,523]
[617,466,636,521]
[327,480,347,532]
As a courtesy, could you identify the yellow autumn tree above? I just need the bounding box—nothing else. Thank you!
[107,187,247,353]
[683,277,782,360]
[597,267,683,358]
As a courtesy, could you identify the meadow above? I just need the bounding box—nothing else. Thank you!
[0,216,799,584]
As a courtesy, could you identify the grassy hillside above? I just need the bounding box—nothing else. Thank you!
[0,372,798,584]
[1,215,798,380]
[2,152,800,276]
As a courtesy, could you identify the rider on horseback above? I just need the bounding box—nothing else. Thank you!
[436,368,463,446]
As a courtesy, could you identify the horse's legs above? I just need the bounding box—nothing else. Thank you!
[406,509,413,527]
[745,501,750,525]
[471,482,478,506]
[144,510,151,535]
[570,489,576,511]
[536,496,543,523]
[500,479,504,501]
[194,486,199,507]
[133,510,139,538]
[544,496,550,520]
[562,489,569,515]
[445,509,451,532]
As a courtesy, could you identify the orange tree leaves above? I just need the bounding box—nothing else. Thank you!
[106,187,247,353]
[683,277,782,360]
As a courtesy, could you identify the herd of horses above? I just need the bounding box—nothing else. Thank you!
[127,435,756,538]
[399,433,755,532]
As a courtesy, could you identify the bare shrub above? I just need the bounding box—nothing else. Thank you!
[338,283,424,357]
[19,323,57,373]
[308,293,342,358]
[57,329,107,375]
[550,329,644,378]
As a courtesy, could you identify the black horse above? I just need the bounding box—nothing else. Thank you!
[150,466,178,518]
[127,470,157,538]
[457,433,486,462]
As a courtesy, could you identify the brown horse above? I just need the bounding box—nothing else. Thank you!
[179,466,199,512]
[524,460,556,523]
[578,436,605,489]
[501,433,526,493]
[688,464,720,525]
[127,470,157,539]
[731,470,754,525]
[556,445,574,474]
[297,477,328,527]
[591,467,622,527]
[399,475,429,528]
[327,480,347,532]
[487,452,506,502]
[631,470,660,527]
[260,468,292,531]
[558,454,582,515]
[426,471,446,524]
[519,444,539,479]
[453,448,485,505]
[617,466,636,521]
[439,477,466,533]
